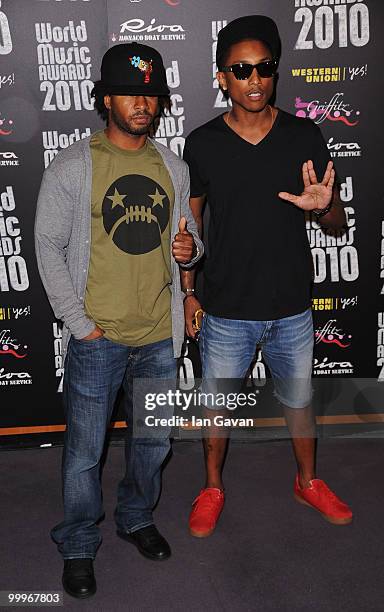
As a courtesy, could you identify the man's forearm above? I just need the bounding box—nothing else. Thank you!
[35,232,95,338]
[317,190,346,230]
[180,268,196,292]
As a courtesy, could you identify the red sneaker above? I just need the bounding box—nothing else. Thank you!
[294,475,353,525]
[189,488,225,537]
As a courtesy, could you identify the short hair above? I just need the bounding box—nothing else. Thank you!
[217,38,274,71]
[91,80,172,125]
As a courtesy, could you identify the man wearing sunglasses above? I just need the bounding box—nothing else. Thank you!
[182,15,352,538]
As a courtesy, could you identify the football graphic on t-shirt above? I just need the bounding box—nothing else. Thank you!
[102,175,170,255]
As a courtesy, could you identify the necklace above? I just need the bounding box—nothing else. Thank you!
[268,104,275,130]
[225,104,275,133]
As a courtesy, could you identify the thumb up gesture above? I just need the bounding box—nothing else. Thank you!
[172,217,195,264]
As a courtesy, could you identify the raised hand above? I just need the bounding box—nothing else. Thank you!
[278,160,335,212]
[172,217,195,264]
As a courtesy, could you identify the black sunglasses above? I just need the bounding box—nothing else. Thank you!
[221,60,278,80]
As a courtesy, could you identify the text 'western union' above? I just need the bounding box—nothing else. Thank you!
[292,67,343,82]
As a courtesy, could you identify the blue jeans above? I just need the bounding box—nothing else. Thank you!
[199,309,314,409]
[51,335,176,560]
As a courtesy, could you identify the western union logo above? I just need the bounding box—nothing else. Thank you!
[0,307,11,321]
[312,298,339,311]
[292,67,344,82]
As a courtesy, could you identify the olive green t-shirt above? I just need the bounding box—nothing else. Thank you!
[85,130,175,346]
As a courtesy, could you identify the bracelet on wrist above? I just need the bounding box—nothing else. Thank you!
[313,202,332,219]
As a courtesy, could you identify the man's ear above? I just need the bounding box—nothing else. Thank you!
[216,71,228,92]
[104,94,111,110]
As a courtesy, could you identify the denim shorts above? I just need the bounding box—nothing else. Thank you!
[199,309,314,410]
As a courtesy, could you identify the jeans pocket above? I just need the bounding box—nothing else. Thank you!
[74,334,106,345]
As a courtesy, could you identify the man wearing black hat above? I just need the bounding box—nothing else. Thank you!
[35,43,203,598]
[182,16,352,538]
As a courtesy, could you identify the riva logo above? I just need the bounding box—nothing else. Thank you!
[120,18,184,35]
[0,367,32,386]
[0,151,19,166]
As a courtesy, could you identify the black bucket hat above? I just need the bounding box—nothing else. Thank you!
[100,43,170,96]
[216,15,281,70]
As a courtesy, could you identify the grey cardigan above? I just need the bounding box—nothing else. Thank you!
[34,134,203,360]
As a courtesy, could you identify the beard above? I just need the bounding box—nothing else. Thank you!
[111,107,153,136]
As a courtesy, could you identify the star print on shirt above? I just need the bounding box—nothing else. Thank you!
[149,188,166,208]
[107,188,126,209]
[102,175,170,255]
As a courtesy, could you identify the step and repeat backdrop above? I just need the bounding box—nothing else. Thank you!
[0,0,382,441]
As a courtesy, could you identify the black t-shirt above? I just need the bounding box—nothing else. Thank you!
[183,110,331,321]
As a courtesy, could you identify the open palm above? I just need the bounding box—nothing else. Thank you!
[278,160,335,211]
